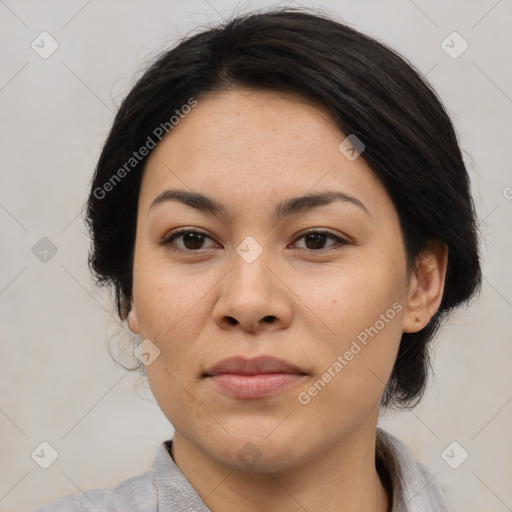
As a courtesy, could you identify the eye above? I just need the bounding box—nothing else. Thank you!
[291,229,349,251]
[160,229,218,251]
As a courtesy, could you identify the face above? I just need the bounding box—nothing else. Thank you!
[128,88,436,472]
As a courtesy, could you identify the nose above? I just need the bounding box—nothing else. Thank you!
[212,247,293,334]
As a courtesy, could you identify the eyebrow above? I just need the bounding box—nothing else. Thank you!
[149,188,370,221]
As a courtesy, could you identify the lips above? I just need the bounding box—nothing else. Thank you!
[204,356,306,376]
[204,356,307,399]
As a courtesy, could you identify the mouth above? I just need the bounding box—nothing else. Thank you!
[203,356,308,399]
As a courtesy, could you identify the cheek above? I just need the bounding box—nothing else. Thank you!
[130,253,213,408]
[133,266,211,426]
[302,255,404,332]
[132,250,210,339]
[295,256,405,405]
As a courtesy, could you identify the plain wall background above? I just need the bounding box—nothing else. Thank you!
[1,1,511,511]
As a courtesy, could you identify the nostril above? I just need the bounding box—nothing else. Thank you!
[227,317,238,325]
[263,316,275,323]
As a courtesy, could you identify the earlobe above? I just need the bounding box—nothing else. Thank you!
[402,241,449,333]
[127,304,140,335]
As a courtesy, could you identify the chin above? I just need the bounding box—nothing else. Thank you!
[198,423,308,473]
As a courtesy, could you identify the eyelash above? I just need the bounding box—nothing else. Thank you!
[160,228,349,253]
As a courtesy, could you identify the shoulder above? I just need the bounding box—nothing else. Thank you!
[33,462,158,512]
[376,428,450,512]
[33,440,210,512]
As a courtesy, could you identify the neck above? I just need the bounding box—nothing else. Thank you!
[170,425,390,512]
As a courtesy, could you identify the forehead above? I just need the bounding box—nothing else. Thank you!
[138,87,392,219]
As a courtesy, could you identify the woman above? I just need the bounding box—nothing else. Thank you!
[36,6,481,511]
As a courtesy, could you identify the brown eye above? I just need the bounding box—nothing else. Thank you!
[161,229,217,251]
[293,230,348,251]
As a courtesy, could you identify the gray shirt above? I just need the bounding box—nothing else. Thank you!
[34,428,449,511]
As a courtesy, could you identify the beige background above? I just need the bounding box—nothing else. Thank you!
[1,1,511,511]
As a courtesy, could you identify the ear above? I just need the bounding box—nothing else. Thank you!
[127,303,140,335]
[402,240,449,333]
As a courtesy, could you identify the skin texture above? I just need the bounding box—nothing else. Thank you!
[127,88,448,512]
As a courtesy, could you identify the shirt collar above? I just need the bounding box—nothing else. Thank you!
[376,428,449,511]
